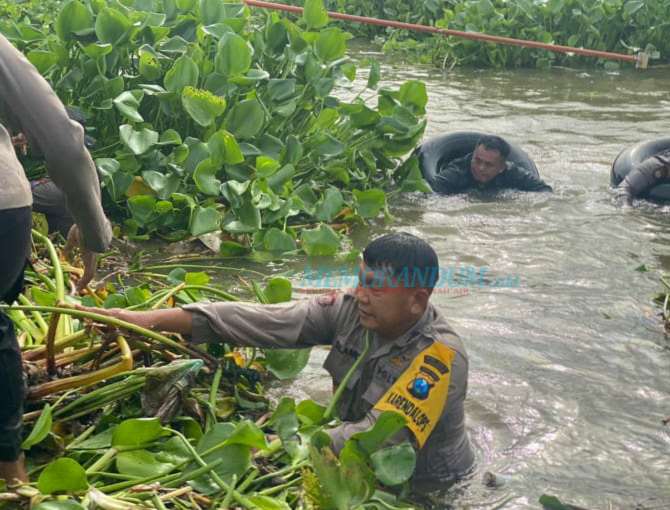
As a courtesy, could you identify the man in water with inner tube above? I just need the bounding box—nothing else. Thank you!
[616,149,670,205]
[80,232,475,494]
[433,134,552,194]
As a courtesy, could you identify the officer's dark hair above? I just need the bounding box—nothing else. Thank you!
[363,232,439,291]
[476,135,510,160]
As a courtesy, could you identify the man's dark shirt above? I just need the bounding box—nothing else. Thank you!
[432,152,552,194]
[617,149,670,203]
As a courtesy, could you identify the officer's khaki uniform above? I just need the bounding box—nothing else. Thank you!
[184,292,475,491]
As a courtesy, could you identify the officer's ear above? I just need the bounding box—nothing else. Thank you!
[410,288,430,315]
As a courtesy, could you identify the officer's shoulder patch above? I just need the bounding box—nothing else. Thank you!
[373,341,455,448]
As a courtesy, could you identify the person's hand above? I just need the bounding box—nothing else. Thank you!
[64,225,98,292]
[10,133,28,156]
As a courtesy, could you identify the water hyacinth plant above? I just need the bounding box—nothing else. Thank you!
[0,0,430,256]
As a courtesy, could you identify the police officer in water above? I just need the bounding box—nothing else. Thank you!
[81,232,475,493]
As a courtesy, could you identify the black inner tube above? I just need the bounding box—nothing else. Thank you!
[415,131,539,190]
[611,137,670,200]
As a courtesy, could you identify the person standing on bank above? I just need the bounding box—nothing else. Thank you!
[79,233,475,492]
[433,135,552,194]
[0,34,112,484]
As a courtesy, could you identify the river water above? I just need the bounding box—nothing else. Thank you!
[271,57,670,509]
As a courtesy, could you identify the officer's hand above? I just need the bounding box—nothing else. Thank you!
[75,305,157,330]
[11,133,28,156]
[65,225,98,292]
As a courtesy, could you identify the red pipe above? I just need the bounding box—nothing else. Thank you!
[244,0,642,65]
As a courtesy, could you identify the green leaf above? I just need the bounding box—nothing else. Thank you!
[351,412,406,455]
[226,99,265,140]
[245,496,291,510]
[220,240,250,256]
[313,133,344,157]
[119,125,158,155]
[367,60,380,89]
[56,1,93,42]
[113,90,144,123]
[303,0,329,30]
[296,400,326,425]
[139,48,162,80]
[190,206,221,236]
[301,224,340,256]
[81,43,113,59]
[267,79,296,102]
[208,130,244,165]
[116,450,175,478]
[27,50,59,74]
[370,442,416,486]
[225,421,268,450]
[21,404,52,450]
[353,189,386,218]
[265,348,311,380]
[256,156,280,178]
[193,159,221,196]
[397,80,428,115]
[264,229,296,253]
[95,8,132,45]
[264,276,293,303]
[164,55,199,93]
[199,0,226,24]
[315,187,344,222]
[128,195,157,226]
[215,33,252,77]
[539,494,572,510]
[37,458,88,494]
[315,28,351,62]
[182,86,226,127]
[112,418,165,447]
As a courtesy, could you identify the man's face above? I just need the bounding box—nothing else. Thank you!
[354,262,427,338]
[470,144,506,183]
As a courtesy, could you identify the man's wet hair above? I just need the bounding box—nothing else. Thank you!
[476,135,510,159]
[363,232,439,291]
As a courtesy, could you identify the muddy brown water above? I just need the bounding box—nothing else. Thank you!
[267,56,670,509]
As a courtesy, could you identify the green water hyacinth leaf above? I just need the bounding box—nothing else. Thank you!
[301,224,340,256]
[245,496,290,510]
[21,404,52,450]
[208,130,244,165]
[367,59,380,89]
[81,43,113,59]
[316,28,351,62]
[303,0,329,29]
[164,55,199,93]
[264,276,292,303]
[351,412,406,455]
[193,159,221,196]
[112,417,165,447]
[56,0,93,42]
[264,228,296,253]
[215,32,252,77]
[27,51,59,74]
[256,155,280,178]
[190,206,221,236]
[397,80,428,115]
[139,48,162,80]
[37,458,88,494]
[226,99,265,140]
[199,0,227,25]
[181,86,226,127]
[354,189,386,218]
[95,7,132,45]
[225,421,268,450]
[120,125,158,155]
[370,442,416,486]
[116,450,175,478]
[315,187,344,222]
[114,90,144,123]
[265,348,311,380]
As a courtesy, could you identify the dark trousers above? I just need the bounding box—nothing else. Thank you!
[0,206,31,461]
